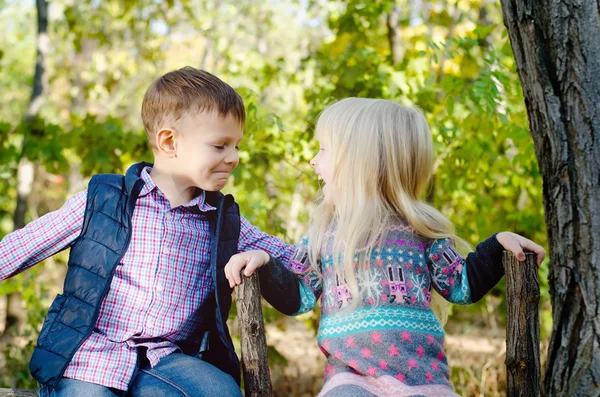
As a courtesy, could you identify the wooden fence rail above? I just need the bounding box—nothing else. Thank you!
[0,252,542,397]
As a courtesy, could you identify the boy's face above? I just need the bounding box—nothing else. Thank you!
[169,110,243,191]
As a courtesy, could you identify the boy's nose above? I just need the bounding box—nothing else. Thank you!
[225,149,239,164]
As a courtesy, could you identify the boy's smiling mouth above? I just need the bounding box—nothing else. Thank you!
[213,170,232,180]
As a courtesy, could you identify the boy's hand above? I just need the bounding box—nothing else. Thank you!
[496,232,546,267]
[224,250,270,288]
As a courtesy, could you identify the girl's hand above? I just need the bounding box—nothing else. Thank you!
[496,232,546,267]
[224,250,270,288]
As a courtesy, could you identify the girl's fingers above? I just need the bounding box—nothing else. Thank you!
[498,232,546,267]
[504,237,526,261]
[507,240,526,262]
[517,237,546,267]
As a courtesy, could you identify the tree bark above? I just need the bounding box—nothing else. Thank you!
[15,0,48,231]
[499,0,600,395]
[477,0,493,50]
[386,4,403,66]
[0,389,37,397]
[236,273,272,397]
[2,0,49,341]
[504,252,541,397]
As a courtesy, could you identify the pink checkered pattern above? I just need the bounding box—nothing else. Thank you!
[0,167,293,390]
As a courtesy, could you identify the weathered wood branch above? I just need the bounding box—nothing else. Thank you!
[236,272,272,397]
[0,389,37,397]
[504,251,541,397]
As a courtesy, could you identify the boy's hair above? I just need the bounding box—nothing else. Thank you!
[142,66,245,148]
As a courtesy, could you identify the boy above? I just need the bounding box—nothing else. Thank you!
[0,66,301,396]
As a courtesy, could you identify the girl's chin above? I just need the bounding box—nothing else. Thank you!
[322,189,334,205]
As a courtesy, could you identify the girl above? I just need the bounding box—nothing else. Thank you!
[225,98,545,397]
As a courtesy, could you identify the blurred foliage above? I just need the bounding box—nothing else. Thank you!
[0,0,549,395]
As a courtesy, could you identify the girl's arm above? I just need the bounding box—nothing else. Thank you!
[0,190,86,280]
[426,232,545,304]
[279,237,322,315]
[225,235,322,315]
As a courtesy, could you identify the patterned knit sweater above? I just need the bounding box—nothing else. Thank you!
[284,224,505,397]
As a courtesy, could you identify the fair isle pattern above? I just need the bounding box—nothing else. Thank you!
[286,224,475,394]
[426,240,471,305]
[318,373,461,397]
[298,282,318,314]
[450,266,471,304]
[0,166,294,390]
[318,307,444,338]
[290,236,322,315]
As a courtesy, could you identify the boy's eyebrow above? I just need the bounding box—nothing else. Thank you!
[209,134,244,143]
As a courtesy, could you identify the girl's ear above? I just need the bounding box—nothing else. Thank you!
[155,128,178,158]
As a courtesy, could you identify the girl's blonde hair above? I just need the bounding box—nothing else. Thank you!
[308,98,468,325]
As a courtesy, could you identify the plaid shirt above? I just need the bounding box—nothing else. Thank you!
[0,167,294,390]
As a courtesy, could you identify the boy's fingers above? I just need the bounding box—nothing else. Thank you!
[243,256,261,277]
[224,259,236,287]
[228,255,246,286]
[234,261,245,285]
[224,263,233,287]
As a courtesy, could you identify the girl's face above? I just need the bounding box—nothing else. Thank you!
[310,140,335,204]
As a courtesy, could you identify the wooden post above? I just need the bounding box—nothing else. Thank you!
[503,251,542,397]
[0,389,37,397]
[236,272,272,397]
[1,273,273,397]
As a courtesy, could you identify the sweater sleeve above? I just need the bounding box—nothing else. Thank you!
[237,216,303,314]
[257,255,301,315]
[426,234,505,304]
[280,235,322,315]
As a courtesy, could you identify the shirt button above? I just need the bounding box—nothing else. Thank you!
[162,247,170,255]
[165,213,172,221]
[156,283,164,292]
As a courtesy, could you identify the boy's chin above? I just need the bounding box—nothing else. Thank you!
[201,180,228,192]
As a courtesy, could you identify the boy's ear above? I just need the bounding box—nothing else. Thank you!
[155,128,178,158]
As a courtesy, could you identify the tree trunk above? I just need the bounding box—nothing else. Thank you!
[15,0,48,229]
[2,0,49,341]
[504,252,541,397]
[499,1,600,395]
[386,4,403,66]
[477,0,493,50]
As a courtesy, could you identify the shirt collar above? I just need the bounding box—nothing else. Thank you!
[137,166,216,212]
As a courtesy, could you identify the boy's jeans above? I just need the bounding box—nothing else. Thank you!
[38,352,243,397]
